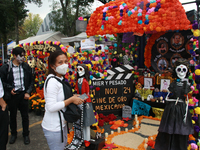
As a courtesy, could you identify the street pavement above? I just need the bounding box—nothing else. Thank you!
[6,111,134,150]
[7,110,48,150]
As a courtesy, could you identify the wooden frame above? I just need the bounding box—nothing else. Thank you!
[156,76,173,85]
[160,79,170,92]
[144,77,153,88]
[138,76,155,86]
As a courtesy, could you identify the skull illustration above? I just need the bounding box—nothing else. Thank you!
[77,66,85,76]
[175,64,188,80]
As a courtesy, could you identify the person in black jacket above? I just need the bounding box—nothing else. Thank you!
[0,47,34,145]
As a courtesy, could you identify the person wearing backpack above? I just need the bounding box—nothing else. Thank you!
[0,47,34,145]
[42,50,84,150]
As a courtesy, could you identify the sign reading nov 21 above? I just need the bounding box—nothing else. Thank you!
[90,75,133,115]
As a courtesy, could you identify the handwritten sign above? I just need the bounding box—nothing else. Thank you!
[90,75,133,115]
[122,105,132,119]
[23,43,59,53]
[81,38,95,50]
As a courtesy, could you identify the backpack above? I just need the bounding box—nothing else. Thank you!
[45,76,81,123]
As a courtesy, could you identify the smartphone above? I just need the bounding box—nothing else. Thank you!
[14,88,23,94]
[79,93,88,100]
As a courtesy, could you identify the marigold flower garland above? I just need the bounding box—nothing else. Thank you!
[144,32,165,68]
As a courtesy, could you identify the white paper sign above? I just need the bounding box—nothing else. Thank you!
[81,38,95,50]
[67,46,75,53]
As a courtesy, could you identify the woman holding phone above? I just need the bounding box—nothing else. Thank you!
[42,50,84,150]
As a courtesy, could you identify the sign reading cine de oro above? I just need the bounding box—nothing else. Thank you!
[90,73,133,115]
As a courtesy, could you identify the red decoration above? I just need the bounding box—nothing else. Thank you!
[109,46,114,50]
[147,140,155,149]
[108,114,117,121]
[122,117,131,122]
[96,87,100,91]
[84,140,90,147]
[98,119,105,127]
[103,143,118,150]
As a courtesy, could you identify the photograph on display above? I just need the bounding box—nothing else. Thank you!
[185,40,194,55]
[157,57,168,72]
[160,79,170,92]
[144,78,153,88]
[171,33,184,49]
[170,53,182,67]
[157,40,168,55]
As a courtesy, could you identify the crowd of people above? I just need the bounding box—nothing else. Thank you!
[111,50,133,68]
[0,48,87,150]
[0,45,134,150]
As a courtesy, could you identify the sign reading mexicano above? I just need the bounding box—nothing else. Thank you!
[91,74,133,115]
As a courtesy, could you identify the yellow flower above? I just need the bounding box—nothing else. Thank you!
[41,100,45,103]
[32,101,37,105]
[36,107,39,109]
[41,105,44,108]
[194,107,200,114]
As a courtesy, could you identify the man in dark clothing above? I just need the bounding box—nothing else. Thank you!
[0,77,9,150]
[111,53,120,68]
[0,47,34,145]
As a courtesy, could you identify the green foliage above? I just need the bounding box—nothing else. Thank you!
[49,0,94,36]
[19,13,43,40]
[0,0,42,51]
[0,0,14,34]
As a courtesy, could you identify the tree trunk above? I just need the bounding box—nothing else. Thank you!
[15,14,19,44]
[72,0,80,36]
[2,33,8,60]
[60,0,69,36]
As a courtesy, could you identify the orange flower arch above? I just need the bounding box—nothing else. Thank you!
[144,32,166,68]
[86,0,191,36]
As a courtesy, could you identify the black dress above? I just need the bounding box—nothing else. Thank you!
[155,80,193,150]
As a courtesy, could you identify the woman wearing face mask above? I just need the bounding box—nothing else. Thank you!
[42,50,84,150]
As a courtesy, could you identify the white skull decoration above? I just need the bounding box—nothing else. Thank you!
[175,64,188,80]
[77,66,85,77]
[147,95,154,101]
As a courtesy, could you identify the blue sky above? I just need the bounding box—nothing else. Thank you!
[26,0,197,20]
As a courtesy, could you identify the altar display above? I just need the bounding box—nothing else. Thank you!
[10,0,200,148]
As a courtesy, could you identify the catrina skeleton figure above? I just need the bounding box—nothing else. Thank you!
[75,64,96,141]
[155,58,193,150]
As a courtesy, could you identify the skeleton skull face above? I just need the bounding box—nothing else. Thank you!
[175,64,188,80]
[77,66,85,77]
[147,95,154,101]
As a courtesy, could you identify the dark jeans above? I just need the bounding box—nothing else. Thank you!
[8,92,29,137]
[0,106,9,150]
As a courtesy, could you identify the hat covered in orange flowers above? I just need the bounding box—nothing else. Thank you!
[86,0,191,36]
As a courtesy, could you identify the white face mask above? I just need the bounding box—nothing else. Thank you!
[77,66,85,77]
[175,64,188,80]
[16,55,25,64]
[55,64,68,75]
